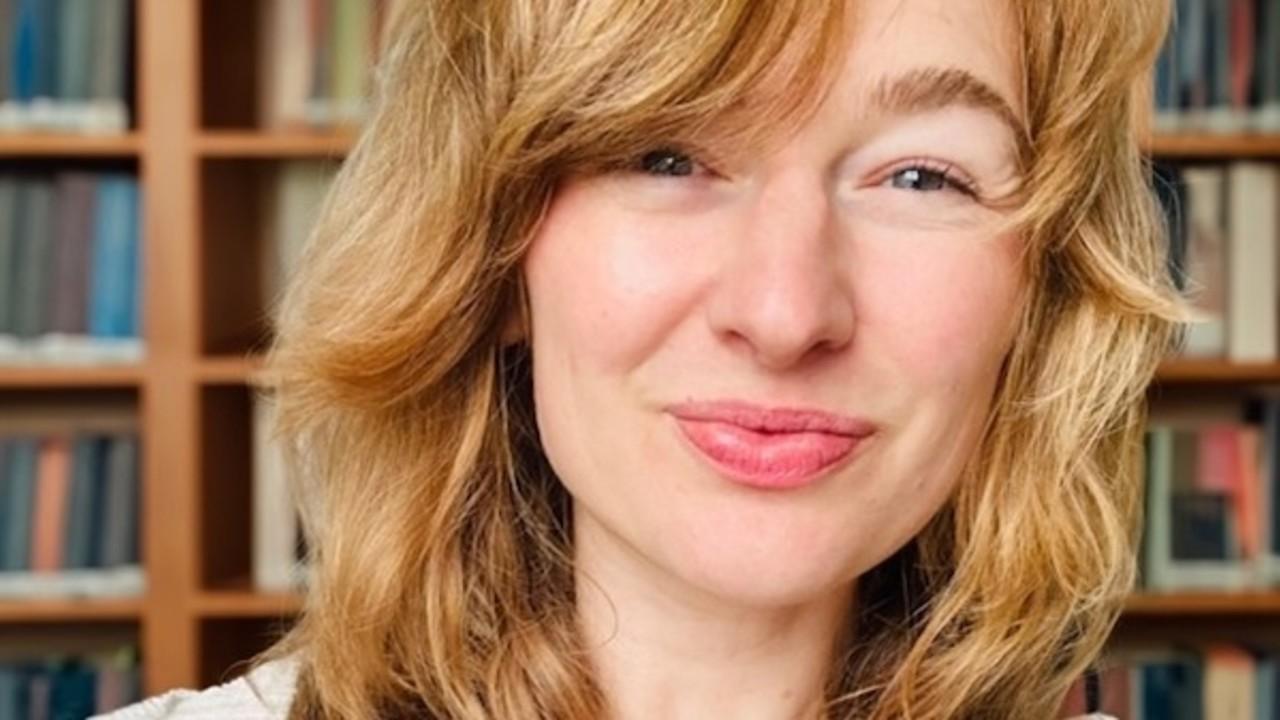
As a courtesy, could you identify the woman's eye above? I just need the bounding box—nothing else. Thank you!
[637,148,701,177]
[886,165,976,197]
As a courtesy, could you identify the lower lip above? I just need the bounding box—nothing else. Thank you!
[673,417,866,490]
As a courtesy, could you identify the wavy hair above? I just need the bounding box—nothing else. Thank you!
[256,0,1191,717]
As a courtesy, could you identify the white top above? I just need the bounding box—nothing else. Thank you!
[90,657,300,720]
[90,656,1118,720]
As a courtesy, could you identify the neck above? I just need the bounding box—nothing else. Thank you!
[573,511,856,720]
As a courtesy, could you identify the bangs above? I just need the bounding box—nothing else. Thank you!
[492,0,851,177]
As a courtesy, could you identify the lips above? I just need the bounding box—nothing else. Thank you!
[667,400,876,490]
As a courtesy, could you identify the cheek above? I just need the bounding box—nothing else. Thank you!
[854,227,1022,385]
[522,180,711,376]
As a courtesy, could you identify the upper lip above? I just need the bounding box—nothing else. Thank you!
[666,400,877,437]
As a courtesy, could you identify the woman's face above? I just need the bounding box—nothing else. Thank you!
[523,0,1025,608]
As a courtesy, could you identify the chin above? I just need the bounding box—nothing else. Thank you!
[666,534,862,610]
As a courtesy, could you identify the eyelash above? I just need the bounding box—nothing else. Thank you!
[634,146,718,178]
[632,147,981,199]
[882,157,980,198]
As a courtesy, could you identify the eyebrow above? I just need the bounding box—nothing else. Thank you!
[870,67,1029,156]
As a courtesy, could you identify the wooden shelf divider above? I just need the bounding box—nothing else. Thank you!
[1145,133,1280,158]
[0,364,145,388]
[0,132,143,158]
[0,596,144,624]
[1126,591,1280,616]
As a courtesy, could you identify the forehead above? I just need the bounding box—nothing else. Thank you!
[835,0,1021,116]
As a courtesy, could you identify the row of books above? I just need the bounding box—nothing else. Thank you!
[1060,645,1279,719]
[1141,395,1280,591]
[1153,0,1280,133]
[259,0,399,129]
[0,647,139,719]
[0,171,143,365]
[0,429,141,599]
[1153,161,1279,362]
[0,0,133,134]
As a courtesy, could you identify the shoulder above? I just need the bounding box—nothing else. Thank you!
[89,655,300,720]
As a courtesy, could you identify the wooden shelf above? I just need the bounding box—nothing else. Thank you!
[196,131,354,158]
[0,363,144,388]
[1126,591,1280,616]
[0,132,142,157]
[193,589,302,619]
[1155,359,1280,383]
[1147,133,1280,158]
[0,596,143,623]
[196,355,267,385]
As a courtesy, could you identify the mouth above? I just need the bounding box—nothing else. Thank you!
[665,400,876,490]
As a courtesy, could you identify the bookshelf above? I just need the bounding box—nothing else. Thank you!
[0,0,1279,707]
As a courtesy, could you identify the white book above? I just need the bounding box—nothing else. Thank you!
[259,0,311,128]
[1203,648,1255,720]
[252,391,302,592]
[1180,167,1229,357]
[1226,163,1279,362]
[260,161,335,327]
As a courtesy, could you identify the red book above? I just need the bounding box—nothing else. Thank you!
[1230,0,1255,114]
[1198,425,1242,495]
[1236,427,1262,558]
[30,436,71,572]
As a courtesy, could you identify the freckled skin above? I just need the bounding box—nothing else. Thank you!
[524,0,1024,637]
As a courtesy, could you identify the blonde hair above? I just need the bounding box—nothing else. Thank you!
[259,1,1191,717]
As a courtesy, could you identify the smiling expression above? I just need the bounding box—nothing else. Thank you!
[523,0,1028,608]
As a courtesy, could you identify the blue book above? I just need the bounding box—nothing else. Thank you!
[124,177,141,336]
[1257,656,1275,720]
[49,663,96,720]
[0,0,13,105]
[0,665,28,720]
[61,435,103,570]
[100,434,138,567]
[88,175,140,339]
[38,0,58,103]
[0,440,9,565]
[10,0,38,102]
[0,437,37,572]
[1153,25,1175,115]
[1141,655,1202,720]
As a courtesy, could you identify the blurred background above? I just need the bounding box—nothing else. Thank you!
[0,0,1274,717]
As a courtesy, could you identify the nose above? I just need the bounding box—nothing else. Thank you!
[705,170,855,370]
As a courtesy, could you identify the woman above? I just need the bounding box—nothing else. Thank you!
[102,0,1186,717]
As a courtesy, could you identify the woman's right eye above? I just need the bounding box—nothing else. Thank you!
[636,148,701,177]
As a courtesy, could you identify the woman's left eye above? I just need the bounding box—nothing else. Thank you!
[884,164,977,197]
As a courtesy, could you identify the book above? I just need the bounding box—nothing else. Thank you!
[29,435,70,572]
[48,172,96,336]
[1,438,38,572]
[1225,162,1279,361]
[1179,166,1228,357]
[0,175,18,336]
[99,434,139,569]
[87,174,140,340]
[252,392,304,591]
[11,176,54,339]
